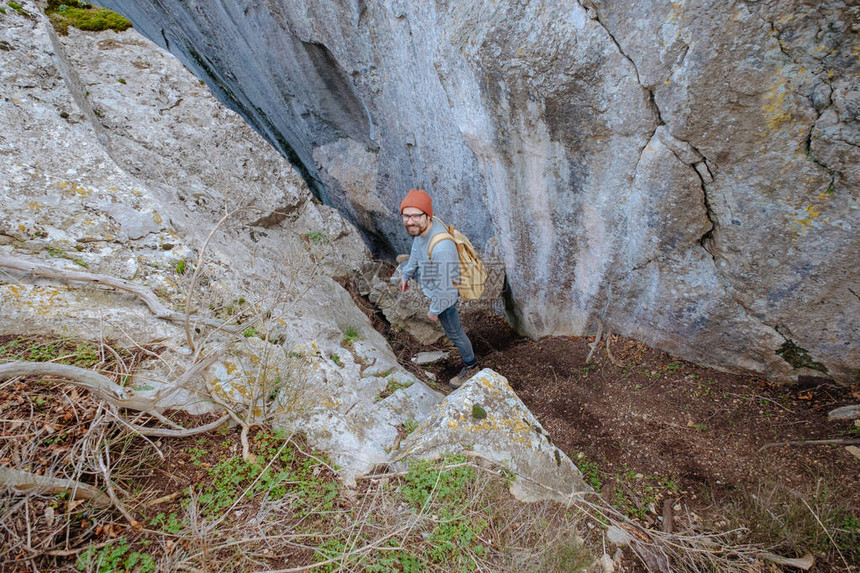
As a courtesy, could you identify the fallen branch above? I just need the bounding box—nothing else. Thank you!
[586,318,604,364]
[0,361,156,412]
[127,413,230,438]
[604,330,624,367]
[0,254,225,330]
[0,466,110,506]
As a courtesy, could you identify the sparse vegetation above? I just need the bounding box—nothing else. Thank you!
[304,231,329,244]
[375,376,412,401]
[46,245,88,267]
[341,325,360,347]
[45,0,132,35]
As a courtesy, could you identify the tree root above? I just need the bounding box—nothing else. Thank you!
[0,466,110,507]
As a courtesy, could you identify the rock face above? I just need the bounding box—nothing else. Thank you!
[0,5,443,481]
[92,0,860,383]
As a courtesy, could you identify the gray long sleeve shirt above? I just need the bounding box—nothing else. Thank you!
[401,220,460,316]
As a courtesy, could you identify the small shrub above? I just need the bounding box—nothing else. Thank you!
[341,325,360,346]
[174,260,186,274]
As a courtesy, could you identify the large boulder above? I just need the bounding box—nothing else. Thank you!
[396,369,592,503]
[94,0,859,383]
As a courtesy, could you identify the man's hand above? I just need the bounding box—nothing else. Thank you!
[427,311,438,322]
[399,279,409,292]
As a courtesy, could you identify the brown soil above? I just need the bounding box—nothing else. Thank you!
[352,281,860,570]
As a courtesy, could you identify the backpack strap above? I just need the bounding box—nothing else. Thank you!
[427,231,455,260]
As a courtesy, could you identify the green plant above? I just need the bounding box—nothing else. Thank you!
[398,455,489,571]
[715,477,860,567]
[7,2,28,16]
[150,511,184,535]
[471,404,487,419]
[305,231,329,244]
[538,532,593,572]
[242,326,259,338]
[0,336,103,368]
[375,377,413,401]
[117,78,126,84]
[76,539,155,573]
[46,245,88,267]
[45,0,132,35]
[174,260,186,274]
[341,325,360,346]
[575,452,602,490]
[403,419,419,434]
[331,353,342,367]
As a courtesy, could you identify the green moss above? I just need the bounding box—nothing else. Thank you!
[471,404,487,419]
[776,339,828,373]
[45,1,131,35]
[7,2,26,14]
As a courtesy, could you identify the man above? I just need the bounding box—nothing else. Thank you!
[398,189,480,389]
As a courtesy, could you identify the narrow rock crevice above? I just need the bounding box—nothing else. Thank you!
[583,3,662,133]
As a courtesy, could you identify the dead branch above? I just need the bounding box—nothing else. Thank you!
[604,330,624,367]
[0,361,157,412]
[0,254,224,330]
[184,206,244,355]
[97,446,140,529]
[586,318,604,364]
[0,466,110,506]
[127,413,230,438]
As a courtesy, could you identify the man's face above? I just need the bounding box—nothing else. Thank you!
[402,208,430,237]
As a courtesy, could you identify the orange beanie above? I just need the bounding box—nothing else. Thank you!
[399,189,433,219]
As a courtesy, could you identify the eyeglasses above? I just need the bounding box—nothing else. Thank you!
[401,213,427,222]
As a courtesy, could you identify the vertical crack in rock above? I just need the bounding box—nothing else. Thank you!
[688,150,717,263]
[584,5,662,133]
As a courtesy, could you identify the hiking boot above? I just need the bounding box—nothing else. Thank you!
[449,364,480,389]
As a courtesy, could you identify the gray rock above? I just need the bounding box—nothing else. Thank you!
[411,351,448,365]
[828,405,860,421]
[396,369,592,503]
[0,7,441,482]
[95,0,860,384]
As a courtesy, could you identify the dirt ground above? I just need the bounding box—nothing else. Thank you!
[344,275,860,570]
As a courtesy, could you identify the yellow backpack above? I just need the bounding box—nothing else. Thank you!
[427,216,487,301]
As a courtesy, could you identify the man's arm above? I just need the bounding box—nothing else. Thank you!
[426,239,460,316]
[399,239,421,291]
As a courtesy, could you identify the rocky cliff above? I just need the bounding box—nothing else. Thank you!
[90,1,859,383]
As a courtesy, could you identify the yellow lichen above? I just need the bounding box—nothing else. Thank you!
[791,205,821,233]
[762,76,792,131]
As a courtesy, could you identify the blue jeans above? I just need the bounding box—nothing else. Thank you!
[437,304,477,367]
